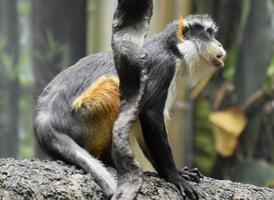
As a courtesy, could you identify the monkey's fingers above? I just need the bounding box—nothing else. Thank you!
[177,185,186,199]
[179,167,204,183]
[181,167,204,178]
[180,173,200,183]
[180,173,199,183]
[179,172,201,183]
[188,168,204,179]
[176,179,199,200]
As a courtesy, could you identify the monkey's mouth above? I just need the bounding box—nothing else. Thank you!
[212,54,225,68]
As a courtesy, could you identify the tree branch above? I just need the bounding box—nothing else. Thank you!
[1,159,274,199]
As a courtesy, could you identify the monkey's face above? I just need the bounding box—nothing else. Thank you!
[177,15,226,70]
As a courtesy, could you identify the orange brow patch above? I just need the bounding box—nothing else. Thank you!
[177,16,187,43]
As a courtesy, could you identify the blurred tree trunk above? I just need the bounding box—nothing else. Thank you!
[235,0,273,103]
[31,0,87,159]
[87,0,115,54]
[207,0,273,174]
[0,0,20,158]
[235,0,273,159]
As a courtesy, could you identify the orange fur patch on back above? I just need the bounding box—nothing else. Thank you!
[73,75,120,119]
[72,75,120,156]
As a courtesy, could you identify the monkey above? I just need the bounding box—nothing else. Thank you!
[33,14,225,199]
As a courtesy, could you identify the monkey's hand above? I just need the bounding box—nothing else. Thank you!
[179,166,204,183]
[167,173,199,200]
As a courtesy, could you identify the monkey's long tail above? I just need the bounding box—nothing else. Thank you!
[34,115,117,197]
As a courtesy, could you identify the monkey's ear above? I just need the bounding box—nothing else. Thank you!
[177,16,187,43]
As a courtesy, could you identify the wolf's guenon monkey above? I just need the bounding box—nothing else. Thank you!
[34,11,225,200]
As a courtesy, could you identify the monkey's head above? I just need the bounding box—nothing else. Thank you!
[175,14,226,85]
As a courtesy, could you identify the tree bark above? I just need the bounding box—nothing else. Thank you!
[0,158,273,199]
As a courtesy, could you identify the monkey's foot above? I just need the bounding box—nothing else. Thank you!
[168,174,199,200]
[111,176,142,200]
[179,167,203,183]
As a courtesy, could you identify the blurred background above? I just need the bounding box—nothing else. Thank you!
[0,0,274,188]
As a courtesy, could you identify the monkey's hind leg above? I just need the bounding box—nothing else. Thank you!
[35,123,116,197]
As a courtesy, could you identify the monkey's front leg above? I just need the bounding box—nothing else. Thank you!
[140,110,199,200]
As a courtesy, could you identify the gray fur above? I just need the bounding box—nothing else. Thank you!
[34,11,224,199]
[185,14,218,33]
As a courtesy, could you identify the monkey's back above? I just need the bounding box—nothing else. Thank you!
[34,29,177,161]
[34,52,120,159]
[42,51,117,102]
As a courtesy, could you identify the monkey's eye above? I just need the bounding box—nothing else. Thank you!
[183,26,190,35]
[207,28,214,36]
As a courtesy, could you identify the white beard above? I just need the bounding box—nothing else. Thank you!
[164,40,216,121]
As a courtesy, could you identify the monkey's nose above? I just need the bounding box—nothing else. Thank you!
[213,51,225,68]
[216,42,226,59]
[216,53,224,59]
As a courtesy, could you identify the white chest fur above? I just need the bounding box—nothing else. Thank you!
[164,61,183,121]
[164,41,216,121]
